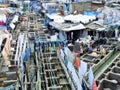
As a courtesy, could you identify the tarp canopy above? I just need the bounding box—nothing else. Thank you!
[46,14,64,23]
[62,23,85,31]
[64,14,96,24]
[47,13,96,24]
[49,22,86,31]
[96,27,106,31]
[86,22,106,30]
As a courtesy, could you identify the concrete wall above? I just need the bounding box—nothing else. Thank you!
[71,2,91,13]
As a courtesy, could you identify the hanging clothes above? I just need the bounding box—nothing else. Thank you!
[82,79,87,90]
[50,42,55,51]
[64,47,75,63]
[67,61,83,90]
[88,67,98,90]
[23,47,31,61]
[78,61,98,90]
[18,34,24,48]
[1,38,11,66]
[64,54,68,67]
[0,30,12,52]
[78,61,87,76]
[60,49,64,60]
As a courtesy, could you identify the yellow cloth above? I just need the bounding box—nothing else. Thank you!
[101,49,106,55]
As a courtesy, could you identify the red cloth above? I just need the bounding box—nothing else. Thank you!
[0,21,5,25]
[88,67,98,90]
[74,57,80,69]
[92,80,98,90]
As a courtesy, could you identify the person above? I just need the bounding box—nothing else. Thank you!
[99,45,106,55]
[101,48,106,55]
[74,56,80,71]
[88,49,99,57]
[80,45,83,55]
[88,42,93,51]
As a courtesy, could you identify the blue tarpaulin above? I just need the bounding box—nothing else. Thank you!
[23,48,31,61]
[46,9,56,14]
[82,11,98,16]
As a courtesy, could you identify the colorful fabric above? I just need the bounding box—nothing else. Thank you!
[74,57,80,69]
[92,80,98,90]
[88,67,98,90]
[67,61,82,90]
[78,61,98,90]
